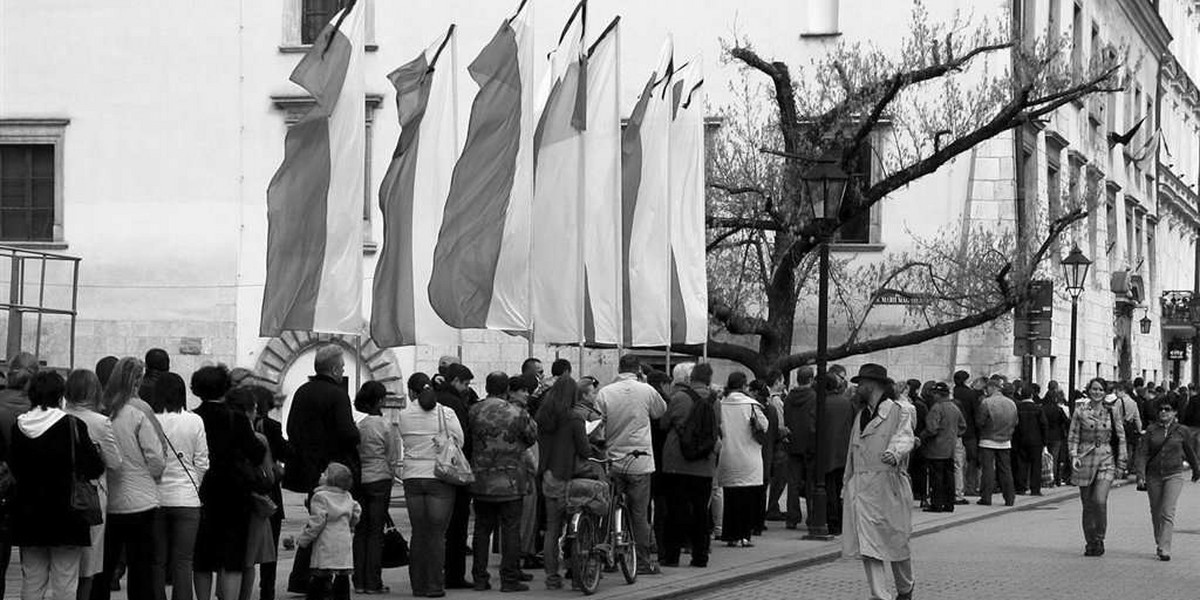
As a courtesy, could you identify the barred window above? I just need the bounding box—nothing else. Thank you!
[0,145,55,242]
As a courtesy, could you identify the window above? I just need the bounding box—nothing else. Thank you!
[835,140,874,244]
[0,146,54,241]
[1048,0,1061,44]
[1105,197,1117,257]
[1071,2,1084,75]
[0,119,67,246]
[282,0,375,52]
[1020,0,1037,47]
[1047,162,1061,218]
[301,0,345,45]
[1125,206,1134,265]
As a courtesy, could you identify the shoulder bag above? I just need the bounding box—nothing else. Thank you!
[433,407,474,486]
[68,416,104,526]
[381,512,410,568]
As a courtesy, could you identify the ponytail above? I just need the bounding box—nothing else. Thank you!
[417,387,437,411]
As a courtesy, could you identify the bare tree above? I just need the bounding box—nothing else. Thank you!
[692,2,1122,376]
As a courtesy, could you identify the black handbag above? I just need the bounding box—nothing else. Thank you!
[68,416,103,526]
[381,513,409,568]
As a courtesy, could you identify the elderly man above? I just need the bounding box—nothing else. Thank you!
[842,364,916,600]
[596,354,667,574]
[977,375,1018,506]
[284,345,360,594]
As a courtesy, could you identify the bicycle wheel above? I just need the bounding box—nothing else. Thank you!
[572,514,602,595]
[616,505,638,584]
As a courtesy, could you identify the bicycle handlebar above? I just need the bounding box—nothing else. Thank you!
[586,450,649,464]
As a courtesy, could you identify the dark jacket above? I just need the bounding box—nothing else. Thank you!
[922,399,966,460]
[952,384,979,442]
[9,413,104,547]
[1135,422,1200,480]
[195,401,265,507]
[137,369,171,406]
[437,386,471,458]
[0,388,30,453]
[1014,399,1048,447]
[283,374,359,493]
[257,416,288,519]
[816,387,854,475]
[1041,401,1069,443]
[783,386,816,456]
[467,397,537,501]
[536,408,596,481]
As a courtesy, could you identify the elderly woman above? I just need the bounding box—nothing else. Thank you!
[716,371,768,548]
[1067,377,1127,557]
[10,371,105,600]
[1134,395,1200,561]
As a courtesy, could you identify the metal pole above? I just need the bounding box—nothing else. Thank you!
[804,237,831,539]
[6,256,22,361]
[1068,296,1079,416]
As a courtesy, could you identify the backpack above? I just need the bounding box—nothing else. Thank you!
[678,387,718,461]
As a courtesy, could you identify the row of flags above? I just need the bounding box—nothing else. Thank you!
[261,0,708,349]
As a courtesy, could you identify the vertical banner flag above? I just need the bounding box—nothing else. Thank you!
[531,1,586,344]
[261,3,365,337]
[621,38,674,347]
[430,0,536,332]
[370,27,460,347]
[668,60,708,344]
[582,17,622,345]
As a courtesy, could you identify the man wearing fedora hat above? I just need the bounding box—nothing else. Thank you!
[842,364,916,600]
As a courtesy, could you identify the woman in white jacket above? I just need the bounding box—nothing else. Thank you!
[152,372,209,600]
[716,371,768,547]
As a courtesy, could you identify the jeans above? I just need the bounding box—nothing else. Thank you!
[861,557,913,600]
[927,458,955,510]
[0,537,13,600]
[1014,444,1044,494]
[304,571,348,600]
[766,452,788,516]
[444,486,471,585]
[21,545,82,600]
[953,439,965,500]
[784,454,808,526]
[93,509,159,600]
[541,473,567,586]
[661,474,712,566]
[1079,479,1112,546]
[287,493,314,594]
[610,472,654,564]
[352,480,392,592]
[1146,472,1184,554]
[1044,441,1063,485]
[403,479,455,596]
[152,507,200,600]
[963,440,980,495]
[471,499,522,587]
[978,447,1014,505]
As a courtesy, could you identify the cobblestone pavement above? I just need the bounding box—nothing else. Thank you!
[689,483,1200,600]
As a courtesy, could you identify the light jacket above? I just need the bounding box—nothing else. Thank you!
[398,403,463,481]
[108,398,166,514]
[297,485,361,570]
[156,410,209,507]
[842,398,915,562]
[977,393,1018,449]
[357,415,401,484]
[922,399,965,460]
[596,373,667,475]
[716,391,768,487]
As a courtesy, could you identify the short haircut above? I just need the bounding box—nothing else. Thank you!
[726,371,748,391]
[672,362,695,385]
[226,385,257,416]
[691,363,714,386]
[509,374,537,394]
[354,380,388,413]
[795,366,815,385]
[764,368,783,387]
[551,358,572,377]
[313,345,343,375]
[191,365,231,401]
[324,462,354,491]
[521,358,542,375]
[647,369,671,390]
[153,372,188,413]
[65,369,103,409]
[246,385,276,417]
[486,371,510,396]
[1157,395,1181,412]
[7,351,38,390]
[953,370,970,385]
[617,354,642,374]
[446,363,474,383]
[144,348,170,373]
[28,371,65,410]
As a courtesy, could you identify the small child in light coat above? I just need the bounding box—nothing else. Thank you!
[297,462,362,600]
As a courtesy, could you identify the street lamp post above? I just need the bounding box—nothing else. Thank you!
[800,150,848,540]
[1062,246,1091,415]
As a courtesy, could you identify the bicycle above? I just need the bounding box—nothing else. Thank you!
[561,450,647,595]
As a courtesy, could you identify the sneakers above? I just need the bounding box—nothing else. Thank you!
[636,561,662,575]
[500,583,529,593]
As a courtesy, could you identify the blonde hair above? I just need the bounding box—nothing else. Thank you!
[102,357,144,417]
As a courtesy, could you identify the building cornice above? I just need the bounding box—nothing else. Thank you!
[1117,0,1173,55]
[1162,55,1200,114]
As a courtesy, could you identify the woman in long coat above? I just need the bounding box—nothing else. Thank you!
[716,372,768,547]
[841,365,916,600]
[1067,377,1126,557]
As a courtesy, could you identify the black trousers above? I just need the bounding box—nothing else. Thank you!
[471,499,522,587]
[721,486,761,542]
[661,474,712,566]
[927,458,955,510]
[825,468,845,536]
[260,511,283,600]
[1014,444,1044,494]
[287,491,315,593]
[444,486,472,585]
[979,447,1015,505]
[93,509,159,600]
[909,452,928,501]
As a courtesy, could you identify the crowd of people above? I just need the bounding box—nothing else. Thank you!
[0,341,1196,600]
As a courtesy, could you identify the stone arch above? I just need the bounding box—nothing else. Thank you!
[254,331,404,394]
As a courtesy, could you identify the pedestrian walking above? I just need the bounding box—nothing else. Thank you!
[1133,395,1200,561]
[976,375,1017,506]
[297,463,361,600]
[351,381,401,595]
[921,382,965,513]
[10,371,106,600]
[716,372,767,548]
[399,373,463,598]
[1068,377,1127,557]
[150,373,208,600]
[842,364,916,600]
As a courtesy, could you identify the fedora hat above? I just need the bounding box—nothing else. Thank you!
[850,363,893,385]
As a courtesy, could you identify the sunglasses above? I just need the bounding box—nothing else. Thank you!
[1159,407,1177,412]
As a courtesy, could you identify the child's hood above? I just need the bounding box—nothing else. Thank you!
[314,486,357,517]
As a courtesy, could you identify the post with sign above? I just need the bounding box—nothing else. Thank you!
[1013,280,1054,381]
[1167,341,1188,386]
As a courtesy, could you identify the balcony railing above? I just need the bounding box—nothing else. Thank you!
[1161,290,1194,327]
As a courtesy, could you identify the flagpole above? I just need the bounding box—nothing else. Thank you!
[525,0,537,361]
[614,20,624,369]
[576,0,588,378]
[451,28,465,366]
[664,49,674,378]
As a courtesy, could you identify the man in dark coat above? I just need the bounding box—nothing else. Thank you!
[783,367,816,529]
[818,368,855,535]
[137,348,171,405]
[439,363,476,589]
[1013,393,1049,495]
[284,345,359,594]
[0,351,37,599]
[951,370,979,500]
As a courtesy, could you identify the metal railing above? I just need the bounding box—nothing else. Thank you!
[1160,290,1193,326]
[0,245,81,368]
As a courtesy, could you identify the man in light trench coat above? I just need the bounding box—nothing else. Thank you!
[842,363,916,600]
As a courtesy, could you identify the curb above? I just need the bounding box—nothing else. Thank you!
[633,481,1128,600]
